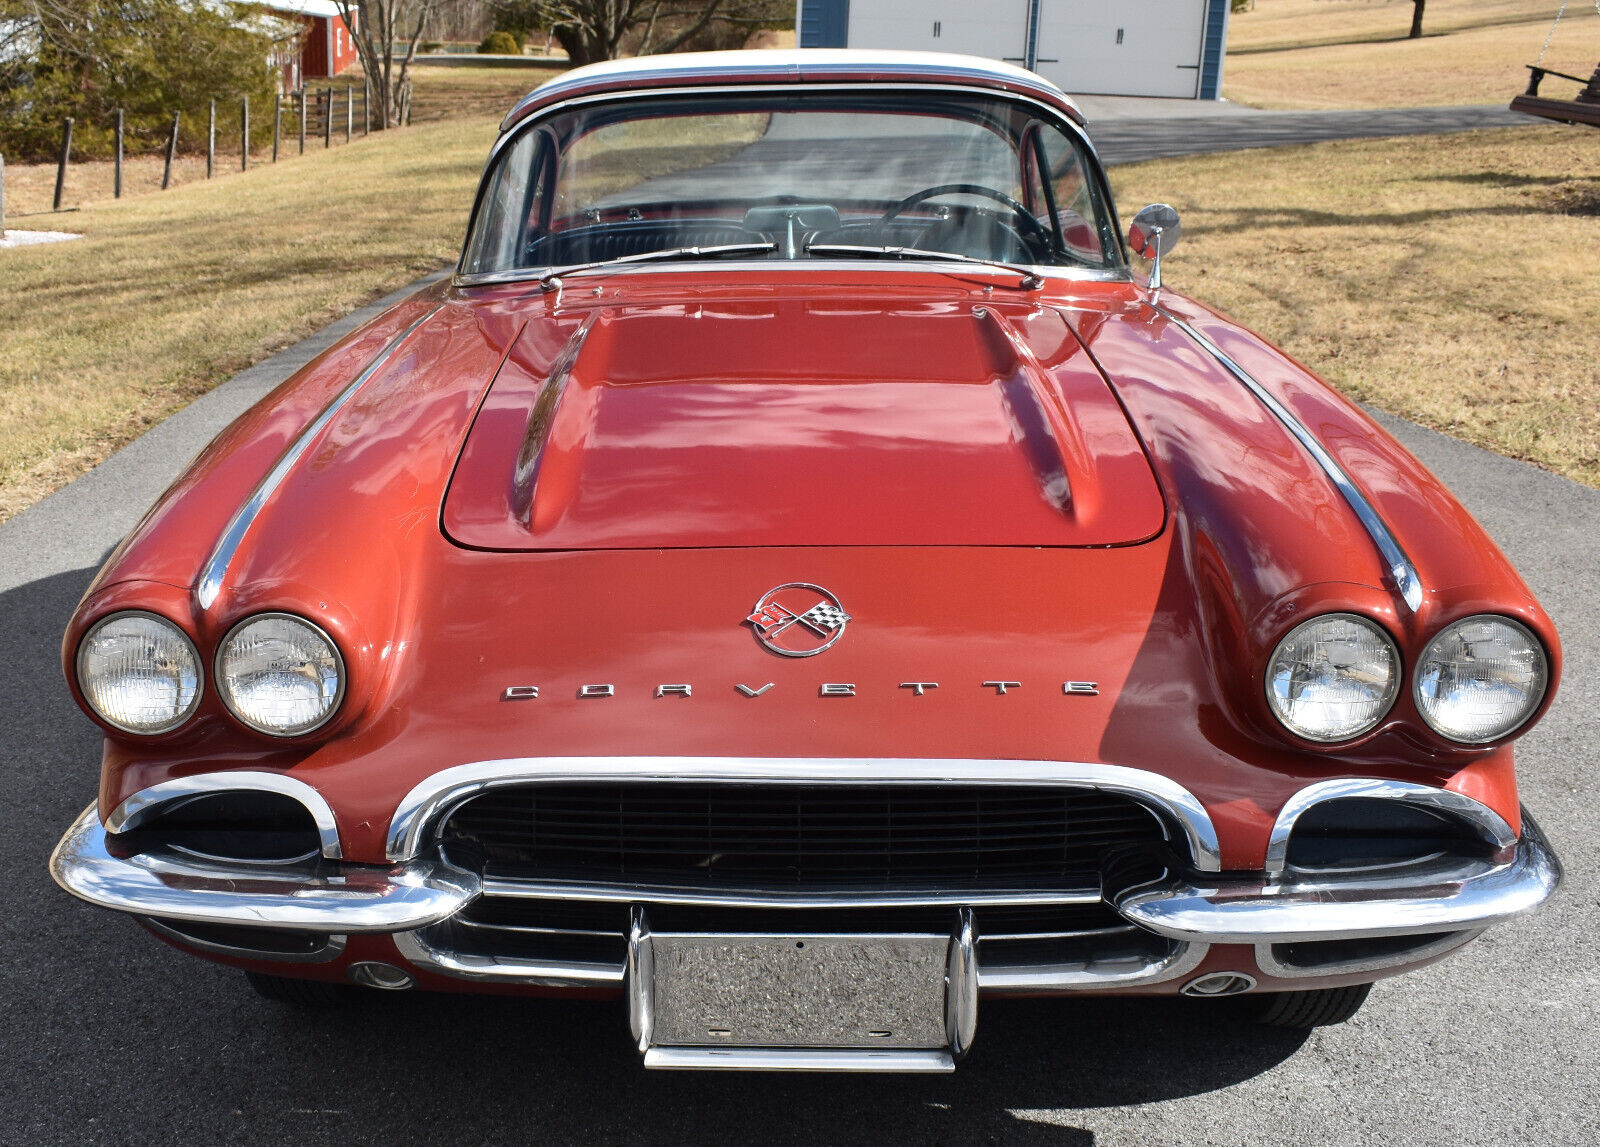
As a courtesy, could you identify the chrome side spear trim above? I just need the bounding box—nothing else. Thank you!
[196,303,444,610]
[1157,306,1425,612]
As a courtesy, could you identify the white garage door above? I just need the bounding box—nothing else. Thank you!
[1034,0,1207,98]
[847,0,1031,63]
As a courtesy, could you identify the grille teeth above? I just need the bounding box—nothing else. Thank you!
[439,785,1169,890]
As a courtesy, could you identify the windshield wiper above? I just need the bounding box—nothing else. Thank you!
[804,242,1043,290]
[539,242,777,291]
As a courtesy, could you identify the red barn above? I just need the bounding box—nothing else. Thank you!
[262,0,361,91]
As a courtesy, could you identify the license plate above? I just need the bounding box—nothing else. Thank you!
[647,933,950,1049]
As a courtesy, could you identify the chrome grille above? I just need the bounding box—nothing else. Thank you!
[438,784,1169,891]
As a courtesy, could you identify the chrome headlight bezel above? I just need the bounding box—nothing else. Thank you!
[75,610,204,735]
[215,612,347,738]
[1414,613,1548,745]
[1265,612,1402,744]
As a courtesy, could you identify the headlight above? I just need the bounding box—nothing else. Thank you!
[216,614,345,736]
[1266,614,1399,742]
[77,612,202,734]
[1415,615,1547,743]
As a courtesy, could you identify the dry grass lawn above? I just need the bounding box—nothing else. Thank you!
[1226,0,1600,108]
[0,117,495,522]
[1111,123,1600,487]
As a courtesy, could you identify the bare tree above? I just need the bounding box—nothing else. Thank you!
[547,2,728,66]
[335,0,465,129]
[1409,0,1426,39]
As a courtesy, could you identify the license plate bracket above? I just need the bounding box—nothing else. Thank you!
[627,907,977,1071]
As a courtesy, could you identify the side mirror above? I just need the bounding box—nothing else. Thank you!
[1127,203,1181,289]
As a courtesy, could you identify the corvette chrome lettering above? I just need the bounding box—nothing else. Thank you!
[502,681,1104,699]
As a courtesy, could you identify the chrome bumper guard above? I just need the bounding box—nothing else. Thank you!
[1112,812,1561,945]
[54,801,1559,952]
[50,804,475,933]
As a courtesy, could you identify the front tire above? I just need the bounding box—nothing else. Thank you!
[245,971,350,1007]
[1253,984,1372,1028]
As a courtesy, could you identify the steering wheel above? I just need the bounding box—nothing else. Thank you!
[877,183,1053,254]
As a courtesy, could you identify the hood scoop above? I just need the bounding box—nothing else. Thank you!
[443,299,1163,550]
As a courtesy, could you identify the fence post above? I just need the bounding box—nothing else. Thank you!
[273,94,281,162]
[162,112,179,190]
[346,84,353,142]
[241,96,249,171]
[53,117,73,211]
[298,88,307,155]
[207,99,215,178]
[114,109,124,198]
[324,89,333,149]
[1,153,6,236]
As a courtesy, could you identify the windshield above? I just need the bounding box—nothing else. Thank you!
[461,91,1122,279]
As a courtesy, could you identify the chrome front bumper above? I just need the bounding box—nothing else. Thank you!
[51,800,1561,954]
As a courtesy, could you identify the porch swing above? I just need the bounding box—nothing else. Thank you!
[1511,2,1600,126]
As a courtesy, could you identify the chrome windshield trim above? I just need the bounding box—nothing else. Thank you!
[477,877,1104,910]
[384,756,1222,873]
[106,770,343,860]
[1264,778,1519,876]
[195,303,443,611]
[456,260,1125,290]
[460,81,1126,282]
[1157,306,1425,612]
[51,803,478,933]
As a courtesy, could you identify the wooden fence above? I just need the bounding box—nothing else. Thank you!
[30,80,411,213]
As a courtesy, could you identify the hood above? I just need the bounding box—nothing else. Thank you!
[442,298,1164,550]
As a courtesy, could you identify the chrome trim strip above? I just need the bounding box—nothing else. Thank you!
[1112,810,1559,944]
[393,928,625,988]
[478,877,1103,910]
[51,803,478,933]
[642,1047,956,1073]
[1254,928,1481,981]
[1264,778,1519,876]
[107,770,344,860]
[141,917,349,965]
[385,756,1222,873]
[195,303,444,610]
[1156,306,1425,612]
[979,938,1207,992]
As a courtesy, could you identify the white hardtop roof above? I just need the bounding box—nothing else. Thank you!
[557,50,1061,90]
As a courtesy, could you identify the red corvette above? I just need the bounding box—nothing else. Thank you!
[51,51,1561,1071]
